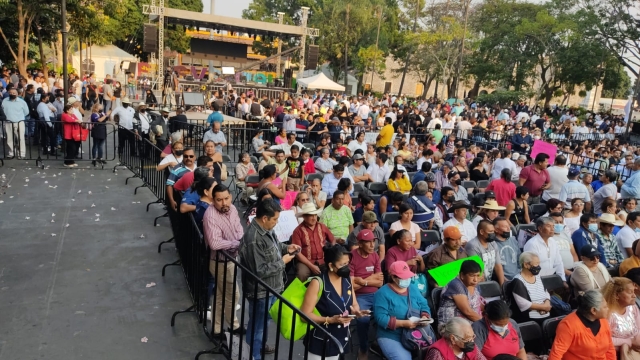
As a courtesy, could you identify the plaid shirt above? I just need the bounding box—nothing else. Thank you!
[598,230,624,265]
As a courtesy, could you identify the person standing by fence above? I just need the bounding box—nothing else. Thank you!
[202,184,245,340]
[239,199,300,360]
[1,88,29,159]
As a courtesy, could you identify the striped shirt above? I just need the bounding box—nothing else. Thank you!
[166,163,195,186]
[513,274,550,319]
[203,204,244,260]
[558,180,591,209]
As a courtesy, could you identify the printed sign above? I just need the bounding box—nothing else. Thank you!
[531,140,558,164]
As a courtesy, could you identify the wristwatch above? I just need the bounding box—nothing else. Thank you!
[364,281,368,287]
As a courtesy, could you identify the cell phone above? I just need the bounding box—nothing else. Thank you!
[344,315,357,319]
[288,248,301,256]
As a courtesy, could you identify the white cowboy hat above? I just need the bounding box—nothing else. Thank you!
[297,203,322,217]
[479,200,506,211]
[598,213,624,227]
[122,97,132,104]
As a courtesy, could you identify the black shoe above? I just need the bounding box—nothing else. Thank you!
[231,326,246,335]
[262,345,276,355]
[92,160,96,167]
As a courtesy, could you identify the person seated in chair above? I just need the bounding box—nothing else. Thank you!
[292,203,335,281]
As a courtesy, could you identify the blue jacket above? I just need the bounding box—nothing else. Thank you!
[571,227,609,267]
[512,134,533,148]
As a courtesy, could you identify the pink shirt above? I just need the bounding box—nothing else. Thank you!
[519,165,550,197]
[349,249,380,295]
[385,246,418,273]
[202,204,244,260]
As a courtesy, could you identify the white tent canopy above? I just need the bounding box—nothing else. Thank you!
[297,72,345,91]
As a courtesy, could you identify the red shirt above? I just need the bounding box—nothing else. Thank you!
[336,146,348,157]
[62,113,80,140]
[485,178,516,206]
[349,248,380,294]
[479,320,520,360]
[385,246,418,273]
[291,222,335,265]
[174,171,194,191]
[303,158,316,175]
[519,165,550,197]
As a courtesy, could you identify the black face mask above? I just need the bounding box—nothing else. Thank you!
[447,196,455,203]
[335,264,351,278]
[140,109,146,113]
[486,233,497,242]
[9,95,16,100]
[461,341,475,353]
[175,150,184,156]
[501,231,511,238]
[529,265,542,276]
[455,179,462,185]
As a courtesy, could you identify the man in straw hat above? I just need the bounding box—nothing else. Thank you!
[291,202,335,281]
[465,219,506,285]
[597,213,625,266]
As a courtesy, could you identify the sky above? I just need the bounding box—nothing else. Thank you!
[202,0,250,18]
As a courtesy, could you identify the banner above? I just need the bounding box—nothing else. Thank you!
[530,140,557,164]
[427,255,485,287]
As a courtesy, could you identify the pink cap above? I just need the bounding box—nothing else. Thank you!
[388,261,415,280]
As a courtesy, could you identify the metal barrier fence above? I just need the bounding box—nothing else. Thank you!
[0,120,117,169]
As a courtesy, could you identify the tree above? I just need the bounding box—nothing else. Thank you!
[353,45,386,80]
[0,0,46,75]
[601,63,632,99]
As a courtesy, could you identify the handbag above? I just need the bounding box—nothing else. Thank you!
[400,287,436,352]
[217,162,228,181]
[411,274,428,298]
[73,125,89,142]
[269,276,323,341]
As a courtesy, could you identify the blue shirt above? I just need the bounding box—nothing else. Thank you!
[373,284,431,342]
[591,180,603,192]
[1,97,29,122]
[621,171,640,199]
[321,173,342,198]
[181,188,199,205]
[411,171,427,188]
[194,200,210,223]
[206,111,224,125]
[571,227,609,267]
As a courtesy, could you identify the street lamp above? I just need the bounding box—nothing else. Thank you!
[61,0,69,103]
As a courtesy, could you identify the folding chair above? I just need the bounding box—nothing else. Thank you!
[542,316,566,353]
[367,182,388,194]
[530,203,547,220]
[477,281,502,301]
[541,274,564,293]
[518,321,544,355]
[476,180,490,189]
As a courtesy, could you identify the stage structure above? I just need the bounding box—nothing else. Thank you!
[142,2,319,92]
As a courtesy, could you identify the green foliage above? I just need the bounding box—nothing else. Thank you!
[476,90,529,106]
[55,64,77,76]
[354,45,386,79]
[601,64,632,99]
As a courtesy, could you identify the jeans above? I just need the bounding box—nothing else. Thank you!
[128,85,136,98]
[104,99,112,113]
[92,138,105,159]
[246,295,275,360]
[377,337,412,360]
[26,116,35,137]
[355,293,374,352]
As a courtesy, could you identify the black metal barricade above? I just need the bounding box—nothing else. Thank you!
[0,120,117,169]
[162,200,345,360]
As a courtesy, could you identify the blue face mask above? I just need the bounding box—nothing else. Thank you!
[259,135,263,139]
[635,228,640,234]
[554,224,565,233]
[588,223,598,232]
[490,323,508,334]
[398,278,411,289]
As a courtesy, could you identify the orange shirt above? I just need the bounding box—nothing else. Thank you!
[548,312,616,360]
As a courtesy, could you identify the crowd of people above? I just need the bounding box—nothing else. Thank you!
[157,89,640,360]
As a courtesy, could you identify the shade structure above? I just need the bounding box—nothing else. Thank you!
[296,72,345,91]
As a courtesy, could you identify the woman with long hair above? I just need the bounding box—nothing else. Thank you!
[564,198,585,235]
[602,277,640,360]
[257,164,286,204]
[505,186,530,227]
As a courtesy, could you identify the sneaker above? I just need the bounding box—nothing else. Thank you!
[92,160,96,167]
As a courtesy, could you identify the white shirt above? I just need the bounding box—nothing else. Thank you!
[137,112,151,134]
[357,104,370,119]
[490,158,517,181]
[348,140,368,156]
[366,163,390,183]
[426,118,442,130]
[442,217,477,244]
[457,120,472,138]
[72,108,83,122]
[110,105,135,130]
[616,226,640,259]
[523,234,566,281]
[541,166,569,201]
[269,141,305,156]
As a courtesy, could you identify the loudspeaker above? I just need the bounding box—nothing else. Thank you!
[283,69,293,89]
[306,45,319,70]
[143,24,158,53]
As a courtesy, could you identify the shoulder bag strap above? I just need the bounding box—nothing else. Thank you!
[412,196,433,213]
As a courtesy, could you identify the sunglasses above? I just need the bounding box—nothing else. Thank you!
[184,155,195,158]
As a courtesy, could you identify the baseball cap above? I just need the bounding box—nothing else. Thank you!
[362,211,378,223]
[396,165,407,173]
[357,229,375,242]
[568,168,581,177]
[484,190,496,199]
[353,153,364,160]
[580,244,600,258]
[388,261,415,280]
[425,172,436,182]
[443,226,462,239]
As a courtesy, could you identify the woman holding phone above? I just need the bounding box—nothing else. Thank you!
[300,244,369,360]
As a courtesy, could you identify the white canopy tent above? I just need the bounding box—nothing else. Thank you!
[296,72,345,92]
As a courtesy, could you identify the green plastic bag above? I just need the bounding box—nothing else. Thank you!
[427,255,485,287]
[269,276,323,341]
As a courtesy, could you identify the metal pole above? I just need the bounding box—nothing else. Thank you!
[277,12,284,78]
[452,0,470,99]
[297,7,309,86]
[398,0,419,96]
[344,4,349,93]
[61,0,68,103]
[370,7,382,90]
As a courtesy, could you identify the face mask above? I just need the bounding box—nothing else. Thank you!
[461,341,475,353]
[501,231,511,238]
[490,323,508,334]
[486,233,497,242]
[447,196,455,203]
[397,278,411,289]
[9,95,16,100]
[635,228,640,234]
[554,224,565,233]
[335,264,351,278]
[529,265,542,276]
[140,109,146,113]
[588,223,598,232]
[174,150,184,156]
[455,179,462,186]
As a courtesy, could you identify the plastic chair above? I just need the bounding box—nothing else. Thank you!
[476,180,490,189]
[477,281,502,300]
[515,223,537,234]
[542,316,566,352]
[518,321,544,355]
[541,274,564,292]
[461,180,477,190]
[305,173,324,183]
[353,182,366,195]
[422,230,441,247]
[530,203,547,219]
[381,212,399,225]
[368,182,388,194]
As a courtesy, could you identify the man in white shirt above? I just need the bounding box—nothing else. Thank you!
[36,93,57,155]
[357,100,370,120]
[348,131,368,155]
[490,149,517,181]
[616,212,640,259]
[442,201,476,246]
[541,155,569,203]
[111,96,137,155]
[269,133,304,156]
[523,217,568,285]
[366,153,391,183]
[457,117,473,139]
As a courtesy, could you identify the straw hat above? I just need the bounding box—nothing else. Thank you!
[478,200,506,211]
[598,213,624,227]
[297,203,322,217]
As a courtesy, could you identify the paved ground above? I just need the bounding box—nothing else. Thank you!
[0,156,214,360]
